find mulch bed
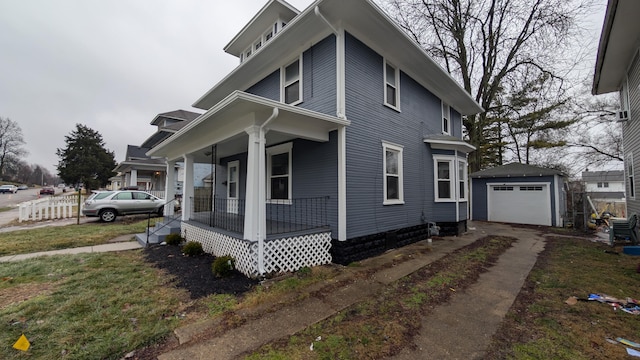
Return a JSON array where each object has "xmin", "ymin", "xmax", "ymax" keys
[{"xmin": 143, "ymin": 244, "xmax": 258, "ymax": 299}]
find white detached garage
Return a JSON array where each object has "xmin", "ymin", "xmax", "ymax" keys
[{"xmin": 470, "ymin": 163, "xmax": 567, "ymax": 227}]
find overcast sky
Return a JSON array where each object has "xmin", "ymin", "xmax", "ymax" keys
[
  {"xmin": 0, "ymin": 0, "xmax": 606, "ymax": 175},
  {"xmin": 0, "ymin": 0, "xmax": 314, "ymax": 174}
]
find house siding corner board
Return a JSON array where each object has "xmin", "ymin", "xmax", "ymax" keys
[
  {"xmin": 624, "ymin": 50, "xmax": 640, "ymax": 215},
  {"xmin": 182, "ymin": 222, "xmax": 332, "ymax": 278},
  {"xmin": 344, "ymin": 32, "xmax": 453, "ymax": 239},
  {"xmin": 245, "ymin": 35, "xmax": 337, "ymax": 116}
]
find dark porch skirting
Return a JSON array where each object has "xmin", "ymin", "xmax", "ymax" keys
[{"xmin": 331, "ymin": 222, "xmax": 444, "ymax": 265}]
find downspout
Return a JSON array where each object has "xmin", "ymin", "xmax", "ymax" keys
[{"xmin": 257, "ymin": 107, "xmax": 279, "ymax": 276}]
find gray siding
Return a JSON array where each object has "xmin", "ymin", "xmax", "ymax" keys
[
  {"xmin": 299, "ymin": 35, "xmax": 337, "ymax": 116},
  {"xmin": 245, "ymin": 35, "xmax": 337, "ymax": 117},
  {"xmin": 624, "ymin": 50, "xmax": 640, "ymax": 216},
  {"xmin": 291, "ymin": 133, "xmax": 339, "ymax": 235},
  {"xmin": 246, "ymin": 70, "xmax": 280, "ymax": 101},
  {"xmin": 344, "ymin": 32, "xmax": 462, "ymax": 239}
]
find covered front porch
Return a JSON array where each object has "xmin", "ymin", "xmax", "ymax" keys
[{"xmin": 148, "ymin": 91, "xmax": 349, "ymax": 277}]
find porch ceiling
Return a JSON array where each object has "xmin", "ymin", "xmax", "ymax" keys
[{"xmin": 148, "ymin": 91, "xmax": 350, "ymax": 163}]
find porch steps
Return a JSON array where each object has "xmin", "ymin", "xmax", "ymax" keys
[{"xmin": 135, "ymin": 220, "xmax": 181, "ymax": 247}]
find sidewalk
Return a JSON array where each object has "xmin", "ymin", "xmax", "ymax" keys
[
  {"xmin": 157, "ymin": 222, "xmax": 545, "ymax": 360},
  {"xmin": 0, "ymin": 240, "xmax": 142, "ymax": 262}
]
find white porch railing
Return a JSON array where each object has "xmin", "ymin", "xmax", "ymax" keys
[
  {"xmin": 18, "ymin": 195, "xmax": 86, "ymax": 222},
  {"xmin": 147, "ymin": 190, "xmax": 165, "ymax": 199}
]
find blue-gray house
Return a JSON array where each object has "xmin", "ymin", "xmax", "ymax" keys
[{"xmin": 148, "ymin": 0, "xmax": 483, "ymax": 277}]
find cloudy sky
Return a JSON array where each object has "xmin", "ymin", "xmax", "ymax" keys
[
  {"xmin": 0, "ymin": 0, "xmax": 313, "ymax": 174},
  {"xmin": 0, "ymin": 0, "xmax": 606, "ymax": 175}
]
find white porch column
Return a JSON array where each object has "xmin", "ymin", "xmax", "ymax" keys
[
  {"xmin": 182, "ymin": 155, "xmax": 195, "ymax": 222},
  {"xmin": 130, "ymin": 169, "xmax": 138, "ymax": 187},
  {"xmin": 123, "ymin": 173, "xmax": 130, "ymax": 189},
  {"xmin": 164, "ymin": 160, "xmax": 176, "ymax": 216},
  {"xmin": 244, "ymin": 125, "xmax": 267, "ymax": 274},
  {"xmin": 338, "ymin": 125, "xmax": 347, "ymax": 240}
]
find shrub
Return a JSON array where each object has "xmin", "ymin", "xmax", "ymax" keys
[
  {"xmin": 212, "ymin": 255, "xmax": 235, "ymax": 277},
  {"xmin": 182, "ymin": 241, "xmax": 204, "ymax": 256},
  {"xmin": 165, "ymin": 233, "xmax": 183, "ymax": 246}
]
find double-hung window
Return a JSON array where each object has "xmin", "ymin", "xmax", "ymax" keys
[
  {"xmin": 458, "ymin": 159, "xmax": 468, "ymax": 201},
  {"xmin": 282, "ymin": 56, "xmax": 302, "ymax": 105},
  {"xmin": 442, "ymin": 102, "xmax": 451, "ymax": 135},
  {"xmin": 628, "ymin": 152, "xmax": 636, "ymax": 198},
  {"xmin": 384, "ymin": 60, "xmax": 400, "ymax": 110},
  {"xmin": 267, "ymin": 143, "xmax": 293, "ymax": 202},
  {"xmin": 383, "ymin": 142, "xmax": 404, "ymax": 204},
  {"xmin": 434, "ymin": 157, "xmax": 454, "ymax": 201},
  {"xmin": 434, "ymin": 155, "xmax": 468, "ymax": 202}
]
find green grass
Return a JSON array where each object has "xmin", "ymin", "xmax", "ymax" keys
[
  {"xmin": 0, "ymin": 220, "xmax": 153, "ymax": 255},
  {"xmin": 486, "ymin": 237, "xmax": 640, "ymax": 360},
  {"xmin": 0, "ymin": 251, "xmax": 188, "ymax": 360}
]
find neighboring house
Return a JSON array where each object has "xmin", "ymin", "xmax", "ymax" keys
[
  {"xmin": 113, "ymin": 110, "xmax": 202, "ymax": 193},
  {"xmin": 470, "ymin": 163, "xmax": 567, "ymax": 227},
  {"xmin": 148, "ymin": 0, "xmax": 483, "ymax": 277},
  {"xmin": 582, "ymin": 170, "xmax": 626, "ymax": 217},
  {"xmin": 592, "ymin": 0, "xmax": 640, "ymax": 217}
]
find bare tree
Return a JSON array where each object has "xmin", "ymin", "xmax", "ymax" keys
[
  {"xmin": 0, "ymin": 116, "xmax": 27, "ymax": 180},
  {"xmin": 384, "ymin": 0, "xmax": 594, "ymax": 171},
  {"xmin": 563, "ymin": 93, "xmax": 623, "ymax": 172}
]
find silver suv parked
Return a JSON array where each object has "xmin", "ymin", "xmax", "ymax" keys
[{"xmin": 82, "ymin": 190, "xmax": 165, "ymax": 222}]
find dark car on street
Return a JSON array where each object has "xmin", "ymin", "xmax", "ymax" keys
[{"xmin": 40, "ymin": 187, "xmax": 55, "ymax": 195}]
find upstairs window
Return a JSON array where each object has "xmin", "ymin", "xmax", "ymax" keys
[
  {"xmin": 384, "ymin": 60, "xmax": 400, "ymax": 110},
  {"xmin": 254, "ymin": 40, "xmax": 262, "ymax": 51},
  {"xmin": 442, "ymin": 102, "xmax": 451, "ymax": 135},
  {"xmin": 282, "ymin": 56, "xmax": 302, "ymax": 105},
  {"xmin": 383, "ymin": 142, "xmax": 404, "ymax": 204}
]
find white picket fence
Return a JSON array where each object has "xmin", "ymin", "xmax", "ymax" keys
[{"xmin": 18, "ymin": 195, "xmax": 86, "ymax": 222}]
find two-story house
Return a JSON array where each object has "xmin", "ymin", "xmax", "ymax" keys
[
  {"xmin": 593, "ymin": 0, "xmax": 640, "ymax": 218},
  {"xmin": 112, "ymin": 110, "xmax": 201, "ymax": 193},
  {"xmin": 148, "ymin": 0, "xmax": 483, "ymax": 277}
]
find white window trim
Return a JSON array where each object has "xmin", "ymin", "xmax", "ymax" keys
[
  {"xmin": 434, "ymin": 155, "xmax": 455, "ymax": 202},
  {"xmin": 442, "ymin": 101, "xmax": 451, "ymax": 135},
  {"xmin": 281, "ymin": 55, "xmax": 303, "ymax": 106},
  {"xmin": 458, "ymin": 158, "xmax": 468, "ymax": 201},
  {"xmin": 628, "ymin": 152, "xmax": 636, "ymax": 199},
  {"xmin": 266, "ymin": 142, "xmax": 293, "ymax": 204},
  {"xmin": 383, "ymin": 141, "xmax": 404, "ymax": 205},
  {"xmin": 383, "ymin": 59, "xmax": 400, "ymax": 111}
]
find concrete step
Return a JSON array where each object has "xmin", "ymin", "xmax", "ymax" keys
[{"xmin": 136, "ymin": 221, "xmax": 181, "ymax": 247}]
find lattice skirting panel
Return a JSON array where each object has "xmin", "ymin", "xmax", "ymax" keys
[
  {"xmin": 182, "ymin": 223, "xmax": 257, "ymax": 277},
  {"xmin": 262, "ymin": 232, "xmax": 332, "ymax": 275},
  {"xmin": 181, "ymin": 222, "xmax": 332, "ymax": 278}
]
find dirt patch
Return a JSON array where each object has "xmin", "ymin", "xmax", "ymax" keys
[
  {"xmin": 142, "ymin": 244, "xmax": 258, "ymax": 299},
  {"xmin": 0, "ymin": 282, "xmax": 57, "ymax": 308}
]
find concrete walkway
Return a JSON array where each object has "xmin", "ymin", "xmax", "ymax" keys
[
  {"xmin": 157, "ymin": 222, "xmax": 546, "ymax": 360},
  {"xmin": 0, "ymin": 240, "xmax": 143, "ymax": 262}
]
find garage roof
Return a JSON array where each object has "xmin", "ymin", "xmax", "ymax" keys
[{"xmin": 470, "ymin": 163, "xmax": 564, "ymax": 178}]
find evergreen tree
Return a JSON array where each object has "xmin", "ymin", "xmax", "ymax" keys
[{"xmin": 56, "ymin": 124, "xmax": 116, "ymax": 192}]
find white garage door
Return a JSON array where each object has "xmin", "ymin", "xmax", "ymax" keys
[{"xmin": 488, "ymin": 183, "xmax": 551, "ymax": 226}]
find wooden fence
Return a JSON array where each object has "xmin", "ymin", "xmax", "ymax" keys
[{"xmin": 18, "ymin": 194, "xmax": 86, "ymax": 222}]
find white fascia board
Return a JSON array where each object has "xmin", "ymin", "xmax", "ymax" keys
[{"xmin": 424, "ymin": 138, "xmax": 476, "ymax": 153}]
